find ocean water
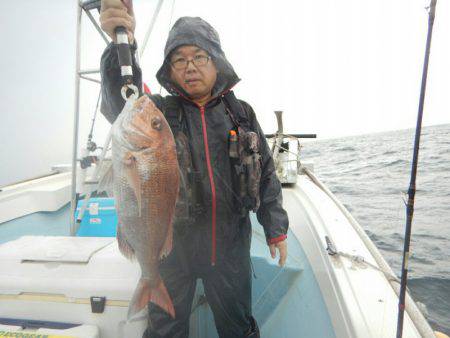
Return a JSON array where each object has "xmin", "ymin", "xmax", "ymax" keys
[{"xmin": 301, "ymin": 123, "xmax": 450, "ymax": 334}]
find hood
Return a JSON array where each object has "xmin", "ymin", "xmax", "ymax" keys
[{"xmin": 156, "ymin": 16, "xmax": 240, "ymax": 99}]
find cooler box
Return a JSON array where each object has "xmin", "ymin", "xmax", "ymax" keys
[
  {"xmin": 0, "ymin": 236, "xmax": 146, "ymax": 338},
  {"xmin": 0, "ymin": 323, "xmax": 99, "ymax": 337},
  {"xmin": 75, "ymin": 198, "xmax": 118, "ymax": 237}
]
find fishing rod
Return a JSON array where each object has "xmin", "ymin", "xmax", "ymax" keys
[{"xmin": 396, "ymin": 0, "xmax": 437, "ymax": 337}]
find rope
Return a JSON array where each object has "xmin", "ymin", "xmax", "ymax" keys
[{"xmin": 332, "ymin": 250, "xmax": 399, "ymax": 283}]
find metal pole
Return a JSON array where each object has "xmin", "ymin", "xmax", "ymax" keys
[
  {"xmin": 70, "ymin": 1, "xmax": 83, "ymax": 236},
  {"xmin": 265, "ymin": 133, "xmax": 317, "ymax": 138},
  {"xmin": 79, "ymin": 75, "xmax": 101, "ymax": 84},
  {"xmin": 139, "ymin": 0, "xmax": 164, "ymax": 59},
  {"xmin": 84, "ymin": 7, "xmax": 110, "ymax": 45},
  {"xmin": 79, "ymin": 68, "xmax": 100, "ymax": 75},
  {"xmin": 396, "ymin": 1, "xmax": 437, "ymax": 336}
]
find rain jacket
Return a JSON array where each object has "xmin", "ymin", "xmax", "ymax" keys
[{"xmin": 100, "ymin": 17, "xmax": 288, "ymax": 267}]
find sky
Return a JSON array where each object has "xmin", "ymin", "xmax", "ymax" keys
[{"xmin": 0, "ymin": 0, "xmax": 449, "ymax": 186}]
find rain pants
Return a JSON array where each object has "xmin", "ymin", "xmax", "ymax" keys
[{"xmin": 100, "ymin": 16, "xmax": 289, "ymax": 338}]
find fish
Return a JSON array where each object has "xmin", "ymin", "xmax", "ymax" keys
[{"xmin": 103, "ymin": 95, "xmax": 179, "ymax": 319}]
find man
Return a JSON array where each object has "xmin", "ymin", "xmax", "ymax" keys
[{"xmin": 100, "ymin": 1, "xmax": 289, "ymax": 337}]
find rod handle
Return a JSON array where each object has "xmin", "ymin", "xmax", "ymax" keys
[{"xmin": 115, "ymin": 26, "xmax": 133, "ymax": 85}]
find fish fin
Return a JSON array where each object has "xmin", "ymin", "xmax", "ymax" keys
[
  {"xmin": 117, "ymin": 224, "xmax": 135, "ymax": 260},
  {"xmin": 124, "ymin": 153, "xmax": 142, "ymax": 217},
  {"xmin": 159, "ymin": 221, "xmax": 173, "ymax": 260},
  {"xmin": 97, "ymin": 161, "xmax": 114, "ymax": 196},
  {"xmin": 127, "ymin": 278, "xmax": 175, "ymax": 320}
]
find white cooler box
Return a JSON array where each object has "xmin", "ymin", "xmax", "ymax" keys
[
  {"xmin": 0, "ymin": 236, "xmax": 147, "ymax": 338},
  {"xmin": 0, "ymin": 323, "xmax": 99, "ymax": 337}
]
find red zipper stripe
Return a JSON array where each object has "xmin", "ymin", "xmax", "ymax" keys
[
  {"xmin": 199, "ymin": 106, "xmax": 217, "ymax": 265},
  {"xmin": 168, "ymin": 85, "xmax": 238, "ymax": 266}
]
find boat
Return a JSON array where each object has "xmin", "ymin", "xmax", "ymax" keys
[
  {"xmin": 0, "ymin": 144, "xmax": 439, "ymax": 337},
  {"xmin": 0, "ymin": 1, "xmax": 445, "ymax": 337}
]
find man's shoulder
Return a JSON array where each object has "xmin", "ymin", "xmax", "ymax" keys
[
  {"xmin": 235, "ymin": 98, "xmax": 257, "ymax": 123},
  {"xmin": 236, "ymin": 98, "xmax": 252, "ymax": 110}
]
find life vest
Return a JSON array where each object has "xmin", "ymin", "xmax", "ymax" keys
[
  {"xmin": 222, "ymin": 91, "xmax": 262, "ymax": 214},
  {"xmin": 160, "ymin": 90, "xmax": 262, "ymax": 223}
]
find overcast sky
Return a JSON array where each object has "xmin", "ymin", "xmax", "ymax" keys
[
  {"xmin": 134, "ymin": 0, "xmax": 450, "ymax": 137},
  {"xmin": 1, "ymin": 0, "xmax": 449, "ymax": 186}
]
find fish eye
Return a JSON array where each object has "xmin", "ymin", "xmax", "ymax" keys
[
  {"xmin": 123, "ymin": 153, "xmax": 136, "ymax": 166},
  {"xmin": 151, "ymin": 116, "xmax": 162, "ymax": 130}
]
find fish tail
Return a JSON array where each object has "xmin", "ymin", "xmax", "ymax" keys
[
  {"xmin": 150, "ymin": 278, "xmax": 175, "ymax": 318},
  {"xmin": 127, "ymin": 277, "xmax": 175, "ymax": 320}
]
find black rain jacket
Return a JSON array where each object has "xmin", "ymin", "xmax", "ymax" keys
[{"xmin": 100, "ymin": 16, "xmax": 289, "ymax": 266}]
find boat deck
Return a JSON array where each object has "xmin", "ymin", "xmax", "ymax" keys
[{"xmin": 0, "ymin": 173, "xmax": 434, "ymax": 337}]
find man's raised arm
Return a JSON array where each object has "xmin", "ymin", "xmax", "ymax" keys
[{"xmin": 99, "ymin": 0, "xmax": 142, "ymax": 123}]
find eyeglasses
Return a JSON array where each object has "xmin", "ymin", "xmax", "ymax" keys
[{"xmin": 170, "ymin": 55, "xmax": 211, "ymax": 70}]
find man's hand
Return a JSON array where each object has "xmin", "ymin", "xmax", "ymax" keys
[
  {"xmin": 269, "ymin": 240, "xmax": 287, "ymax": 267},
  {"xmin": 100, "ymin": 0, "xmax": 135, "ymax": 44}
]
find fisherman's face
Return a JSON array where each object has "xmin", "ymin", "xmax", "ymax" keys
[{"xmin": 169, "ymin": 45, "xmax": 217, "ymax": 102}]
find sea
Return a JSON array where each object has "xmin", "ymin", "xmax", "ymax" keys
[{"xmin": 301, "ymin": 123, "xmax": 450, "ymax": 334}]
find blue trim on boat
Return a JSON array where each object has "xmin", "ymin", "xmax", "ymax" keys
[{"xmin": 0, "ymin": 204, "xmax": 71, "ymax": 245}]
